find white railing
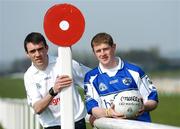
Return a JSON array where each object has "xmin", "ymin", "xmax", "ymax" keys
[
  {"xmin": 0, "ymin": 98, "xmax": 41, "ymax": 129},
  {"xmin": 1, "ymin": 98, "xmax": 180, "ymax": 129},
  {"xmin": 93, "ymin": 118, "xmax": 180, "ymax": 129}
]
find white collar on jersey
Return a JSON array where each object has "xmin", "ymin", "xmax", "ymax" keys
[{"xmin": 98, "ymin": 57, "xmax": 124, "ymax": 76}]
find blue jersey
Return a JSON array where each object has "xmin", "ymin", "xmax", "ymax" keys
[{"xmin": 84, "ymin": 57, "xmax": 158, "ymax": 122}]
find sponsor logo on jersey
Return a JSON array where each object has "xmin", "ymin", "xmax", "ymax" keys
[
  {"xmin": 122, "ymin": 77, "xmax": 132, "ymax": 86},
  {"xmin": 36, "ymin": 83, "xmax": 41, "ymax": 89},
  {"xmin": 99, "ymin": 83, "xmax": 108, "ymax": 91},
  {"xmin": 102, "ymin": 95, "xmax": 116, "ymax": 108},
  {"xmin": 50, "ymin": 98, "xmax": 60, "ymax": 105},
  {"xmin": 109, "ymin": 79, "xmax": 119, "ymax": 84}
]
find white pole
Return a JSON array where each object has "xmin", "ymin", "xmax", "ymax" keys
[
  {"xmin": 12, "ymin": 103, "xmax": 16, "ymax": 129},
  {"xmin": 20, "ymin": 103, "xmax": 24, "ymax": 129},
  {"xmin": 58, "ymin": 47, "xmax": 74, "ymax": 129},
  {"xmin": 35, "ymin": 115, "xmax": 40, "ymax": 129},
  {"xmin": 24, "ymin": 104, "xmax": 29, "ymax": 129},
  {"xmin": 29, "ymin": 107, "xmax": 34, "ymax": 129},
  {"xmin": 15, "ymin": 104, "xmax": 20, "ymax": 129}
]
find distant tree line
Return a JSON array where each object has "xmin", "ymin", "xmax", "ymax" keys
[
  {"xmin": 0, "ymin": 49, "xmax": 180, "ymax": 76},
  {"xmin": 73, "ymin": 48, "xmax": 180, "ymax": 72}
]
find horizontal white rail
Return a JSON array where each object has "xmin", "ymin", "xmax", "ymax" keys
[
  {"xmin": 93, "ymin": 118, "xmax": 180, "ymax": 129},
  {"xmin": 1, "ymin": 98, "xmax": 180, "ymax": 129}
]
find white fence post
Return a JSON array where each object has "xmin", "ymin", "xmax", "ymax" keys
[{"xmin": 0, "ymin": 98, "xmax": 41, "ymax": 129}]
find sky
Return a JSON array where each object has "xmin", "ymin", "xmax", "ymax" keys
[{"xmin": 0, "ymin": 0, "xmax": 180, "ymax": 67}]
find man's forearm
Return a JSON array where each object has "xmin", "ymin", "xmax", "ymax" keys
[
  {"xmin": 33, "ymin": 94, "xmax": 54, "ymax": 114},
  {"xmin": 144, "ymin": 100, "xmax": 158, "ymax": 112},
  {"xmin": 92, "ymin": 107, "xmax": 107, "ymax": 118}
]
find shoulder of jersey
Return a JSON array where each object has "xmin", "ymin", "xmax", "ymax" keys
[
  {"xmin": 124, "ymin": 61, "xmax": 145, "ymax": 76},
  {"xmin": 24, "ymin": 65, "xmax": 34, "ymax": 79},
  {"xmin": 85, "ymin": 67, "xmax": 99, "ymax": 78}
]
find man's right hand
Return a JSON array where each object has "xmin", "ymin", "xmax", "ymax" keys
[{"xmin": 53, "ymin": 75, "xmax": 73, "ymax": 93}]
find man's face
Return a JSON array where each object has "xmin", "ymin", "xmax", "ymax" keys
[
  {"xmin": 93, "ymin": 43, "xmax": 116, "ymax": 68},
  {"xmin": 26, "ymin": 42, "xmax": 48, "ymax": 70}
]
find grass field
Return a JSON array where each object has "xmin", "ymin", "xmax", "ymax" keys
[
  {"xmin": 0, "ymin": 77, "xmax": 180, "ymax": 129},
  {"xmin": 151, "ymin": 93, "xmax": 180, "ymax": 126}
]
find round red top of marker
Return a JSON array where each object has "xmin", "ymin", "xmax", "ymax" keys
[{"xmin": 44, "ymin": 3, "xmax": 85, "ymax": 47}]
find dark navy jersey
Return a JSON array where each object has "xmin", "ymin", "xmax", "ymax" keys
[{"xmin": 84, "ymin": 57, "xmax": 158, "ymax": 122}]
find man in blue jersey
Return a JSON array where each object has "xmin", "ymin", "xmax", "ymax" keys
[{"xmin": 84, "ymin": 32, "xmax": 158, "ymax": 124}]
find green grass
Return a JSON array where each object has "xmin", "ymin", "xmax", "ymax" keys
[
  {"xmin": 0, "ymin": 77, "xmax": 26, "ymax": 98},
  {"xmin": 151, "ymin": 93, "xmax": 180, "ymax": 126},
  {"xmin": 0, "ymin": 124, "xmax": 3, "ymax": 129},
  {"xmin": 0, "ymin": 77, "xmax": 180, "ymax": 128}
]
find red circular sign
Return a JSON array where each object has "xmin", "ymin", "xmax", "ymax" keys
[{"xmin": 44, "ymin": 3, "xmax": 85, "ymax": 46}]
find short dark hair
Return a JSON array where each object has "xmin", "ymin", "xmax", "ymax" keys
[
  {"xmin": 91, "ymin": 32, "xmax": 114, "ymax": 49},
  {"xmin": 24, "ymin": 32, "xmax": 47, "ymax": 52}
]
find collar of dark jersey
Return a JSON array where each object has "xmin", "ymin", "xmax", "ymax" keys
[{"xmin": 98, "ymin": 57, "xmax": 124, "ymax": 74}]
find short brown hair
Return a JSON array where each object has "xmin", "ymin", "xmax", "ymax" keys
[
  {"xmin": 91, "ymin": 32, "xmax": 114, "ymax": 49},
  {"xmin": 24, "ymin": 32, "xmax": 47, "ymax": 53}
]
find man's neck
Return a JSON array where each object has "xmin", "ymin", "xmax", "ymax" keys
[
  {"xmin": 101, "ymin": 57, "xmax": 119, "ymax": 69},
  {"xmin": 35, "ymin": 55, "xmax": 49, "ymax": 71}
]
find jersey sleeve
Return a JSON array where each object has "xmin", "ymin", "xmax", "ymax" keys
[
  {"xmin": 125, "ymin": 62, "xmax": 158, "ymax": 103},
  {"xmin": 139, "ymin": 75, "xmax": 158, "ymax": 103},
  {"xmin": 72, "ymin": 60, "xmax": 91, "ymax": 89},
  {"xmin": 24, "ymin": 73, "xmax": 42, "ymax": 107},
  {"xmin": 132, "ymin": 67, "xmax": 158, "ymax": 103},
  {"xmin": 84, "ymin": 72, "xmax": 101, "ymax": 114}
]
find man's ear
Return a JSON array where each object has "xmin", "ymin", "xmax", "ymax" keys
[
  {"xmin": 113, "ymin": 43, "xmax": 116, "ymax": 47},
  {"xmin": 92, "ymin": 49, "xmax": 96, "ymax": 56},
  {"xmin": 112, "ymin": 43, "xmax": 116, "ymax": 50},
  {"xmin": 45, "ymin": 45, "xmax": 49, "ymax": 51}
]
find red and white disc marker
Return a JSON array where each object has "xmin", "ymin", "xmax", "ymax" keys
[{"xmin": 44, "ymin": 3, "xmax": 85, "ymax": 46}]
